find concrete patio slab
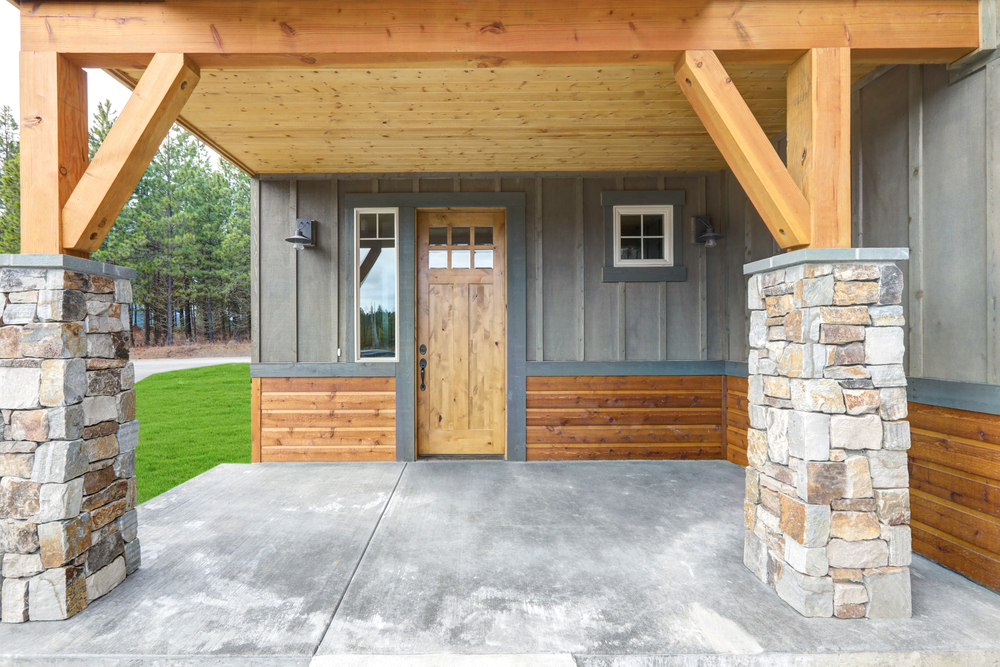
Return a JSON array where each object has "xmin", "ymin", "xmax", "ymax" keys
[
  {"xmin": 0, "ymin": 462, "xmax": 404, "ymax": 666},
  {"xmin": 318, "ymin": 461, "xmax": 1000, "ymax": 664},
  {"xmin": 1, "ymin": 460, "xmax": 998, "ymax": 666}
]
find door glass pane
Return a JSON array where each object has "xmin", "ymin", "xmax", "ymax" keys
[
  {"xmin": 620, "ymin": 214, "xmax": 642, "ymax": 237},
  {"xmin": 359, "ymin": 213, "xmax": 378, "ymax": 238},
  {"xmin": 474, "ymin": 249, "xmax": 493, "ymax": 269},
  {"xmin": 428, "ymin": 250, "xmax": 448, "ymax": 268},
  {"xmin": 451, "ymin": 249, "xmax": 471, "ymax": 269},
  {"xmin": 474, "ymin": 227, "xmax": 494, "ymax": 246},
  {"xmin": 643, "ymin": 214, "xmax": 664, "ymax": 236},
  {"xmin": 378, "ymin": 213, "xmax": 395, "ymax": 238},
  {"xmin": 429, "ymin": 227, "xmax": 448, "ymax": 246},
  {"xmin": 644, "ymin": 238, "xmax": 664, "ymax": 260},
  {"xmin": 620, "ymin": 237, "xmax": 641, "ymax": 260},
  {"xmin": 358, "ymin": 239, "xmax": 396, "ymax": 358},
  {"xmin": 452, "ymin": 227, "xmax": 471, "ymax": 246}
]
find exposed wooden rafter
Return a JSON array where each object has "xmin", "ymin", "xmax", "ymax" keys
[
  {"xmin": 61, "ymin": 54, "xmax": 200, "ymax": 254},
  {"xmin": 674, "ymin": 50, "xmax": 811, "ymax": 249}
]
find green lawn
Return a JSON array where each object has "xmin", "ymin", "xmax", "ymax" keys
[{"xmin": 134, "ymin": 363, "xmax": 251, "ymax": 503}]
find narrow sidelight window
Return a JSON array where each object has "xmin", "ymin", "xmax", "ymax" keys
[
  {"xmin": 613, "ymin": 205, "xmax": 674, "ymax": 267},
  {"xmin": 356, "ymin": 208, "xmax": 398, "ymax": 361}
]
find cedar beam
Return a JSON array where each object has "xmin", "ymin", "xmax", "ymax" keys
[
  {"xmin": 20, "ymin": 0, "xmax": 981, "ymax": 67},
  {"xmin": 674, "ymin": 50, "xmax": 811, "ymax": 249},
  {"xmin": 787, "ymin": 48, "xmax": 852, "ymax": 248},
  {"xmin": 62, "ymin": 54, "xmax": 200, "ymax": 253},
  {"xmin": 19, "ymin": 53, "xmax": 89, "ymax": 255}
]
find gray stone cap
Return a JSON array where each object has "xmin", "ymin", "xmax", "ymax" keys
[
  {"xmin": 744, "ymin": 247, "xmax": 909, "ymax": 275},
  {"xmin": 0, "ymin": 254, "xmax": 137, "ymax": 280}
]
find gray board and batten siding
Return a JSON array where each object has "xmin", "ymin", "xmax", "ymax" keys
[{"xmin": 251, "ymin": 173, "xmax": 727, "ymax": 368}]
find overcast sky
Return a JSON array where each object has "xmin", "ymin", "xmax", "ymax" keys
[{"xmin": 0, "ymin": 5, "xmax": 134, "ymax": 127}]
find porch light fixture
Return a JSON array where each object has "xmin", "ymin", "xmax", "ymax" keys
[
  {"xmin": 693, "ymin": 216, "xmax": 724, "ymax": 248},
  {"xmin": 285, "ymin": 218, "xmax": 316, "ymax": 250}
]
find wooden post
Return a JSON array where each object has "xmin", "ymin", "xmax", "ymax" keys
[
  {"xmin": 674, "ymin": 50, "xmax": 811, "ymax": 249},
  {"xmin": 19, "ymin": 52, "xmax": 89, "ymax": 255},
  {"xmin": 787, "ymin": 48, "xmax": 852, "ymax": 248},
  {"xmin": 62, "ymin": 53, "xmax": 200, "ymax": 253}
]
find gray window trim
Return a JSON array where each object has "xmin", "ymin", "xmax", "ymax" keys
[{"xmin": 601, "ymin": 190, "xmax": 688, "ymax": 282}]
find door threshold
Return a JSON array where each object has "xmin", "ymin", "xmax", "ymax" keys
[{"xmin": 417, "ymin": 454, "xmax": 505, "ymax": 461}]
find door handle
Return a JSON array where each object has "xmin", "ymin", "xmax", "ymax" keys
[{"xmin": 419, "ymin": 358, "xmax": 427, "ymax": 391}]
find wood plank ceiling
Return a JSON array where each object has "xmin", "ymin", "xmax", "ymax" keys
[{"xmin": 117, "ymin": 61, "xmax": 874, "ymax": 175}]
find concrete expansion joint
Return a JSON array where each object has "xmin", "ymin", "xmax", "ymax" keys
[{"xmin": 311, "ymin": 463, "xmax": 408, "ymax": 659}]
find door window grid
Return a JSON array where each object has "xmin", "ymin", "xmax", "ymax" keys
[{"xmin": 427, "ymin": 225, "xmax": 495, "ymax": 269}]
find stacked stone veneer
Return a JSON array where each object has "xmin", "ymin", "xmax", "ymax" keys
[
  {"xmin": 743, "ymin": 254, "xmax": 912, "ymax": 619},
  {"xmin": 0, "ymin": 260, "xmax": 139, "ymax": 622}
]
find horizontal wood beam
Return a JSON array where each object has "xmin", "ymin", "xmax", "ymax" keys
[
  {"xmin": 675, "ymin": 50, "xmax": 810, "ymax": 248},
  {"xmin": 62, "ymin": 54, "xmax": 200, "ymax": 253},
  {"xmin": 19, "ymin": 52, "xmax": 89, "ymax": 255},
  {"xmin": 21, "ymin": 1, "xmax": 980, "ymax": 67},
  {"xmin": 787, "ymin": 48, "xmax": 852, "ymax": 248}
]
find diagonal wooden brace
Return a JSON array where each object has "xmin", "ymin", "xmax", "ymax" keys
[
  {"xmin": 674, "ymin": 50, "xmax": 811, "ymax": 249},
  {"xmin": 62, "ymin": 53, "xmax": 200, "ymax": 253}
]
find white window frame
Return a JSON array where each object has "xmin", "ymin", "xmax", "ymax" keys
[
  {"xmin": 355, "ymin": 207, "xmax": 400, "ymax": 363},
  {"xmin": 612, "ymin": 205, "xmax": 674, "ymax": 267}
]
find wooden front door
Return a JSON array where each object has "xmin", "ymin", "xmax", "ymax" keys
[{"xmin": 416, "ymin": 210, "xmax": 506, "ymax": 456}]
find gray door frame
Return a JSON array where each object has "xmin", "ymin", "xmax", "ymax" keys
[{"xmin": 345, "ymin": 192, "xmax": 527, "ymax": 461}]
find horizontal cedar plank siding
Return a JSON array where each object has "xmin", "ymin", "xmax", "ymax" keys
[
  {"xmin": 526, "ymin": 375, "xmax": 723, "ymax": 461},
  {"xmin": 908, "ymin": 402, "xmax": 1000, "ymax": 593},
  {"xmin": 259, "ymin": 377, "xmax": 396, "ymax": 461},
  {"xmin": 726, "ymin": 375, "xmax": 749, "ymax": 467}
]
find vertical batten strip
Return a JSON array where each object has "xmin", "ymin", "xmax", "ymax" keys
[
  {"xmin": 908, "ymin": 66, "xmax": 925, "ymax": 378},
  {"xmin": 289, "ymin": 180, "xmax": 299, "ymax": 361},
  {"xmin": 657, "ymin": 176, "xmax": 668, "ymax": 361},
  {"xmin": 616, "ymin": 176, "xmax": 626, "ymax": 361},
  {"xmin": 534, "ymin": 176, "xmax": 544, "ymax": 361},
  {"xmin": 851, "ymin": 87, "xmax": 865, "ymax": 247},
  {"xmin": 698, "ymin": 175, "xmax": 708, "ymax": 360},
  {"xmin": 575, "ymin": 177, "xmax": 585, "ymax": 361},
  {"xmin": 987, "ymin": 60, "xmax": 1000, "ymax": 385},
  {"xmin": 250, "ymin": 176, "xmax": 260, "ymax": 362},
  {"xmin": 330, "ymin": 179, "xmax": 340, "ymax": 361}
]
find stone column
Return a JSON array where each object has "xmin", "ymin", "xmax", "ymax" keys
[
  {"xmin": 0, "ymin": 256, "xmax": 139, "ymax": 622},
  {"xmin": 742, "ymin": 249, "xmax": 911, "ymax": 620}
]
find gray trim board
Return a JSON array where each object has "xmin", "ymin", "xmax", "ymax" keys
[
  {"xmin": 395, "ymin": 208, "xmax": 416, "ymax": 462},
  {"xmin": 908, "ymin": 377, "xmax": 1000, "ymax": 416},
  {"xmin": 744, "ymin": 247, "xmax": 910, "ymax": 275},
  {"xmin": 0, "ymin": 254, "xmax": 137, "ymax": 280},
  {"xmin": 600, "ymin": 191, "xmax": 687, "ymax": 283},
  {"xmin": 344, "ymin": 192, "xmax": 528, "ymax": 462},
  {"xmin": 724, "ymin": 361, "xmax": 750, "ymax": 378},
  {"xmin": 251, "ymin": 363, "xmax": 395, "ymax": 377},
  {"xmin": 527, "ymin": 361, "xmax": 725, "ymax": 376}
]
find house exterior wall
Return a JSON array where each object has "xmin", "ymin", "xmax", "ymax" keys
[{"xmin": 253, "ymin": 172, "xmax": 729, "ymax": 366}]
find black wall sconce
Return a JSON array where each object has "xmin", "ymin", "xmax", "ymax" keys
[
  {"xmin": 285, "ymin": 218, "xmax": 316, "ymax": 251},
  {"xmin": 693, "ymin": 215, "xmax": 724, "ymax": 248}
]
